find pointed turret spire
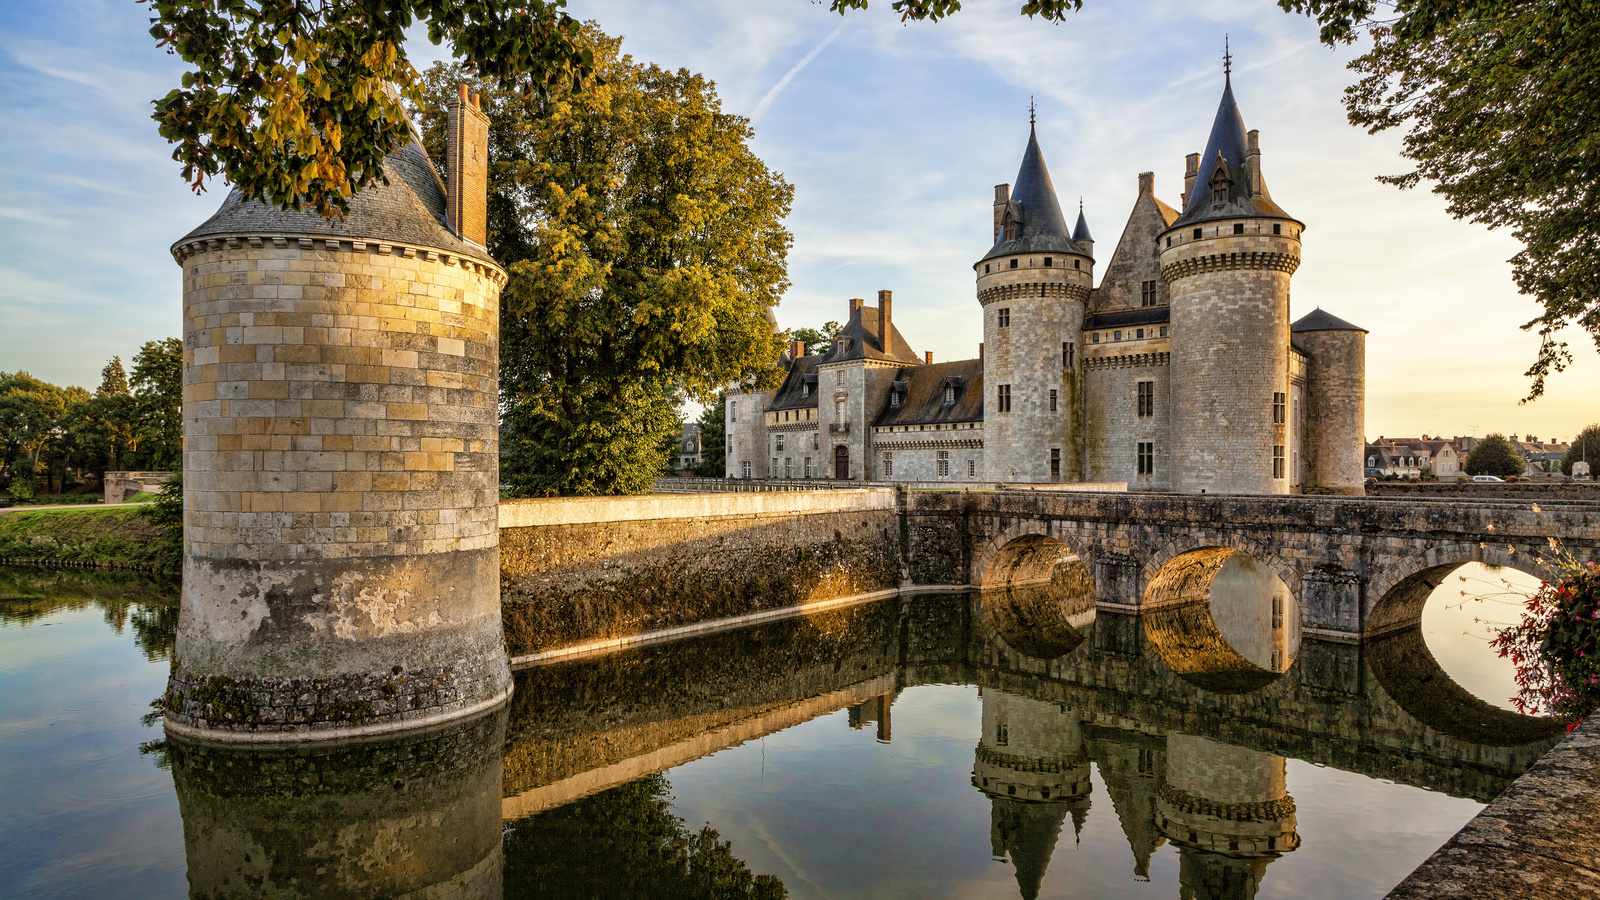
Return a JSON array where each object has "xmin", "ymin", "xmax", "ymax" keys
[
  {"xmin": 979, "ymin": 112, "xmax": 1085, "ymax": 263},
  {"xmin": 1169, "ymin": 63, "xmax": 1297, "ymax": 229},
  {"xmin": 1072, "ymin": 197, "xmax": 1093, "ymax": 243}
]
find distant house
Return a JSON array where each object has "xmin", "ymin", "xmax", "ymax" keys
[
  {"xmin": 677, "ymin": 423, "xmax": 702, "ymax": 472},
  {"xmin": 1509, "ymin": 434, "xmax": 1570, "ymax": 475},
  {"xmin": 1364, "ymin": 436, "xmax": 1462, "ymax": 479}
]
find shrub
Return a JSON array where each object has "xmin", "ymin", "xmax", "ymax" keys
[{"xmin": 1493, "ymin": 558, "xmax": 1600, "ymax": 729}]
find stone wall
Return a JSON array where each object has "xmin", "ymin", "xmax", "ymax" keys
[
  {"xmin": 1368, "ymin": 481, "xmax": 1600, "ymax": 501},
  {"xmin": 498, "ymin": 489, "xmax": 902, "ymax": 659},
  {"xmin": 1083, "ymin": 356, "xmax": 1171, "ymax": 489}
]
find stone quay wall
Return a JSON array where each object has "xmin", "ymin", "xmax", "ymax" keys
[
  {"xmin": 1368, "ymin": 481, "xmax": 1600, "ymax": 501},
  {"xmin": 498, "ymin": 489, "xmax": 902, "ymax": 660}
]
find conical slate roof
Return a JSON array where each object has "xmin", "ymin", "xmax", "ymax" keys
[
  {"xmin": 980, "ymin": 126, "xmax": 1086, "ymax": 263},
  {"xmin": 1291, "ymin": 307, "xmax": 1367, "ymax": 333},
  {"xmin": 173, "ymin": 138, "xmax": 496, "ymax": 265},
  {"xmin": 1072, "ymin": 203, "xmax": 1093, "ymax": 243},
  {"xmin": 1171, "ymin": 76, "xmax": 1294, "ymax": 229}
]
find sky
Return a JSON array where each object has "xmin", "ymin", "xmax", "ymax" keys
[{"xmin": 1, "ymin": 0, "xmax": 1594, "ymax": 442}]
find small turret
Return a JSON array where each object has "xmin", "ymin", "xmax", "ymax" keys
[
  {"xmin": 1072, "ymin": 199, "xmax": 1093, "ymax": 257},
  {"xmin": 1292, "ymin": 309, "xmax": 1368, "ymax": 494}
]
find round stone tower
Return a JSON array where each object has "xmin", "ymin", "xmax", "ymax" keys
[
  {"xmin": 164, "ymin": 89, "xmax": 512, "ymax": 741},
  {"xmin": 976, "ymin": 122, "xmax": 1094, "ymax": 483},
  {"xmin": 1160, "ymin": 74, "xmax": 1303, "ymax": 495},
  {"xmin": 1291, "ymin": 309, "xmax": 1367, "ymax": 494}
]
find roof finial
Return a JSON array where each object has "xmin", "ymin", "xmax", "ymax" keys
[
  {"xmin": 1029, "ymin": 95, "xmax": 1036, "ymax": 127},
  {"xmin": 1078, "ymin": 196, "xmax": 1083, "ymax": 212},
  {"xmin": 1223, "ymin": 34, "xmax": 1232, "ymax": 78}
]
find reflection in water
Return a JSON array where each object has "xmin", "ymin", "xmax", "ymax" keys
[
  {"xmin": 1421, "ymin": 562, "xmax": 1539, "ymax": 711},
  {"xmin": 982, "ymin": 557, "xmax": 1097, "ymax": 660},
  {"xmin": 1142, "ymin": 550, "xmax": 1297, "ymax": 693},
  {"xmin": 0, "ymin": 566, "xmax": 180, "ymax": 660},
  {"xmin": 168, "ymin": 708, "xmax": 506, "ymax": 900},
  {"xmin": 1158, "ymin": 735, "xmax": 1298, "ymax": 900}
]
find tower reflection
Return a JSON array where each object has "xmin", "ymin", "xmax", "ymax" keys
[
  {"xmin": 1157, "ymin": 734, "xmax": 1299, "ymax": 900},
  {"xmin": 168, "ymin": 707, "xmax": 506, "ymax": 900}
]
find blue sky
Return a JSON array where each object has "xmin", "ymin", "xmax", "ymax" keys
[{"xmin": 1, "ymin": 0, "xmax": 1593, "ymax": 441}]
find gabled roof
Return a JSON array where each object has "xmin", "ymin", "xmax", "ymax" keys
[
  {"xmin": 1291, "ymin": 308, "xmax": 1368, "ymax": 334},
  {"xmin": 874, "ymin": 358, "xmax": 984, "ymax": 427},
  {"xmin": 979, "ymin": 126, "xmax": 1089, "ymax": 264},
  {"xmin": 814, "ymin": 304, "xmax": 923, "ymax": 366},
  {"xmin": 175, "ymin": 138, "xmax": 497, "ymax": 265},
  {"xmin": 767, "ymin": 355, "xmax": 822, "ymax": 412},
  {"xmin": 1170, "ymin": 76, "xmax": 1296, "ymax": 230}
]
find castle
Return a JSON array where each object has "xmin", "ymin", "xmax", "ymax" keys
[{"xmin": 727, "ymin": 69, "xmax": 1367, "ymax": 495}]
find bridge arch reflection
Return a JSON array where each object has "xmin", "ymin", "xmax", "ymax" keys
[
  {"xmin": 1141, "ymin": 548, "xmax": 1299, "ymax": 694},
  {"xmin": 979, "ymin": 561, "xmax": 1097, "ymax": 661}
]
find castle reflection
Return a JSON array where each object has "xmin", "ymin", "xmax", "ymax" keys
[{"xmin": 166, "ymin": 589, "xmax": 1561, "ymax": 900}]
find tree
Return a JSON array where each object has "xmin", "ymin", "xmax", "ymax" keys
[
  {"xmin": 0, "ymin": 372, "xmax": 71, "ymax": 490},
  {"xmin": 1564, "ymin": 425, "xmax": 1600, "ymax": 476},
  {"xmin": 143, "ymin": 0, "xmax": 592, "ymax": 217},
  {"xmin": 1464, "ymin": 432, "xmax": 1525, "ymax": 478},
  {"xmin": 129, "ymin": 339, "xmax": 183, "ymax": 471},
  {"xmin": 98, "ymin": 357, "xmax": 129, "ymax": 397},
  {"xmin": 412, "ymin": 31, "xmax": 791, "ymax": 496},
  {"xmin": 694, "ymin": 395, "xmax": 728, "ymax": 477},
  {"xmin": 788, "ymin": 321, "xmax": 841, "ymax": 355}
]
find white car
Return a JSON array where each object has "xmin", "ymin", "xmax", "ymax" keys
[{"xmin": 1472, "ymin": 475, "xmax": 1504, "ymax": 483}]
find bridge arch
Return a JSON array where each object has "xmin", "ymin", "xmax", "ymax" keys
[
  {"xmin": 1365, "ymin": 542, "xmax": 1557, "ymax": 640},
  {"xmin": 970, "ymin": 520, "xmax": 1095, "ymax": 590},
  {"xmin": 1142, "ymin": 537, "xmax": 1301, "ymax": 607},
  {"xmin": 1140, "ymin": 547, "xmax": 1299, "ymax": 693}
]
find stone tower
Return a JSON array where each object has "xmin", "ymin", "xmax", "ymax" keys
[
  {"xmin": 1291, "ymin": 308, "xmax": 1367, "ymax": 494},
  {"xmin": 164, "ymin": 89, "xmax": 512, "ymax": 741},
  {"xmin": 1160, "ymin": 73, "xmax": 1303, "ymax": 494},
  {"xmin": 976, "ymin": 123, "xmax": 1094, "ymax": 483}
]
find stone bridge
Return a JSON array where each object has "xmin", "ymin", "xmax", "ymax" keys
[{"xmin": 902, "ymin": 491, "xmax": 1600, "ymax": 642}]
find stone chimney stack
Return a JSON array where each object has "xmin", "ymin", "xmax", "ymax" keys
[
  {"xmin": 850, "ymin": 297, "xmax": 864, "ymax": 318},
  {"xmin": 447, "ymin": 84, "xmax": 490, "ymax": 246},
  {"xmin": 925, "ymin": 351, "xmax": 933, "ymax": 365},
  {"xmin": 1246, "ymin": 130, "xmax": 1262, "ymax": 198},
  {"xmin": 877, "ymin": 290, "xmax": 893, "ymax": 350},
  {"xmin": 1138, "ymin": 171, "xmax": 1155, "ymax": 196},
  {"xmin": 1182, "ymin": 152, "xmax": 1200, "ymax": 208},
  {"xmin": 993, "ymin": 184, "xmax": 1010, "ymax": 241},
  {"xmin": 791, "ymin": 340, "xmax": 806, "ymax": 359}
]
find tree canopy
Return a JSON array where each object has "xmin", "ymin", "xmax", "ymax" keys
[
  {"xmin": 1563, "ymin": 425, "xmax": 1600, "ymax": 476},
  {"xmin": 412, "ymin": 29, "xmax": 791, "ymax": 496},
  {"xmin": 1463, "ymin": 432, "xmax": 1525, "ymax": 478},
  {"xmin": 789, "ymin": 321, "xmax": 842, "ymax": 355}
]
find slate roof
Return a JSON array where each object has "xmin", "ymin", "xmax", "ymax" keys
[
  {"xmin": 1291, "ymin": 308, "xmax": 1368, "ymax": 333},
  {"xmin": 174, "ymin": 139, "xmax": 496, "ymax": 264},
  {"xmin": 1072, "ymin": 205, "xmax": 1094, "ymax": 243},
  {"xmin": 1083, "ymin": 307, "xmax": 1170, "ymax": 331},
  {"xmin": 767, "ymin": 355, "xmax": 822, "ymax": 412},
  {"xmin": 813, "ymin": 304, "xmax": 924, "ymax": 366},
  {"xmin": 1170, "ymin": 76, "xmax": 1296, "ymax": 230},
  {"xmin": 874, "ymin": 358, "xmax": 984, "ymax": 427},
  {"xmin": 979, "ymin": 126, "xmax": 1089, "ymax": 264}
]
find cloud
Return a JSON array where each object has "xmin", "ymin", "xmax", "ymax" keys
[{"xmin": 750, "ymin": 19, "xmax": 849, "ymax": 124}]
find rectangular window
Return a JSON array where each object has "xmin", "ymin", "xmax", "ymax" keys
[
  {"xmin": 1273, "ymin": 445, "xmax": 1286, "ymax": 478},
  {"xmin": 882, "ymin": 452, "xmax": 892, "ymax": 478},
  {"xmin": 1159, "ymin": 326, "xmax": 1168, "ymax": 337},
  {"xmin": 968, "ymin": 459, "xmax": 976, "ymax": 477},
  {"xmin": 1049, "ymin": 389, "xmax": 1058, "ymax": 412},
  {"xmin": 1140, "ymin": 280, "xmax": 1158, "ymax": 307},
  {"xmin": 1050, "ymin": 448, "xmax": 1061, "ymax": 478},
  {"xmin": 1138, "ymin": 748, "xmax": 1156, "ymax": 777},
  {"xmin": 1137, "ymin": 442, "xmax": 1155, "ymax": 475},
  {"xmin": 937, "ymin": 450, "xmax": 950, "ymax": 477},
  {"xmin": 997, "ymin": 308, "xmax": 1011, "ymax": 328},
  {"xmin": 1092, "ymin": 333, "xmax": 1100, "ymax": 343},
  {"xmin": 813, "ymin": 433, "xmax": 819, "ymax": 450},
  {"xmin": 1272, "ymin": 392, "xmax": 1286, "ymax": 424},
  {"xmin": 776, "ymin": 434, "xmax": 784, "ymax": 451},
  {"xmin": 784, "ymin": 457, "xmax": 792, "ymax": 478},
  {"xmin": 771, "ymin": 457, "xmax": 778, "ymax": 477},
  {"xmin": 1234, "ymin": 222, "xmax": 1245, "ymax": 234},
  {"xmin": 730, "ymin": 402, "xmax": 736, "ymax": 422},
  {"xmin": 1114, "ymin": 330, "xmax": 1122, "ymax": 341},
  {"xmin": 890, "ymin": 392, "xmax": 900, "ymax": 408},
  {"xmin": 1273, "ymin": 223, "xmax": 1282, "ymax": 235},
  {"xmin": 804, "ymin": 457, "xmax": 812, "ymax": 478},
  {"xmin": 835, "ymin": 399, "xmax": 844, "ymax": 420},
  {"xmin": 1136, "ymin": 328, "xmax": 1144, "ymax": 339},
  {"xmin": 742, "ymin": 461, "xmax": 751, "ymax": 478},
  {"xmin": 997, "ymin": 384, "xmax": 1011, "ymax": 413},
  {"xmin": 1044, "ymin": 257, "xmax": 1053, "ymax": 267},
  {"xmin": 1137, "ymin": 381, "xmax": 1154, "ymax": 417},
  {"xmin": 1063, "ymin": 342, "xmax": 1074, "ymax": 367}
]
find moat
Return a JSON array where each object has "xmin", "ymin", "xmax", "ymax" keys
[{"xmin": 0, "ymin": 563, "xmax": 1560, "ymax": 900}]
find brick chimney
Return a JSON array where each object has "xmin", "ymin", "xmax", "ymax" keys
[
  {"xmin": 1138, "ymin": 171, "xmax": 1154, "ymax": 196},
  {"xmin": 924, "ymin": 351, "xmax": 933, "ymax": 365},
  {"xmin": 849, "ymin": 297, "xmax": 863, "ymax": 318},
  {"xmin": 1182, "ymin": 152, "xmax": 1200, "ymax": 208},
  {"xmin": 1246, "ymin": 130, "xmax": 1262, "ymax": 198},
  {"xmin": 877, "ymin": 290, "xmax": 892, "ymax": 353},
  {"xmin": 791, "ymin": 340, "xmax": 806, "ymax": 359},
  {"xmin": 447, "ymin": 84, "xmax": 490, "ymax": 246},
  {"xmin": 993, "ymin": 184, "xmax": 1010, "ymax": 241}
]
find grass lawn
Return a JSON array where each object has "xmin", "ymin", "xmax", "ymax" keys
[{"xmin": 0, "ymin": 506, "xmax": 175, "ymax": 571}]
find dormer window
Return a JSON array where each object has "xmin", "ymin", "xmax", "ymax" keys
[
  {"xmin": 801, "ymin": 383, "xmax": 809, "ymax": 398},
  {"xmin": 890, "ymin": 391, "xmax": 901, "ymax": 409},
  {"xmin": 943, "ymin": 386, "xmax": 955, "ymax": 404},
  {"xmin": 1212, "ymin": 183, "xmax": 1228, "ymax": 203}
]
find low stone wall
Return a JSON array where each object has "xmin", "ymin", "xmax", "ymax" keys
[
  {"xmin": 1384, "ymin": 711, "xmax": 1600, "ymax": 897},
  {"xmin": 498, "ymin": 489, "xmax": 902, "ymax": 660},
  {"xmin": 1367, "ymin": 481, "xmax": 1600, "ymax": 502}
]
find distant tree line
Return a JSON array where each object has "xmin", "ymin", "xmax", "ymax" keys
[{"xmin": 0, "ymin": 339, "xmax": 182, "ymax": 501}]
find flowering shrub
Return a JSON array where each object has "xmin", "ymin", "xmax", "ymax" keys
[{"xmin": 1492, "ymin": 560, "xmax": 1600, "ymax": 729}]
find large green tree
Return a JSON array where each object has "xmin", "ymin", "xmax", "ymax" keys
[
  {"xmin": 0, "ymin": 372, "xmax": 71, "ymax": 490},
  {"xmin": 413, "ymin": 30, "xmax": 790, "ymax": 496},
  {"xmin": 1464, "ymin": 432, "xmax": 1526, "ymax": 478},
  {"xmin": 129, "ymin": 338, "xmax": 184, "ymax": 471}
]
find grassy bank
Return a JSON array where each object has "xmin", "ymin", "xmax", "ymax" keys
[{"xmin": 0, "ymin": 507, "xmax": 177, "ymax": 572}]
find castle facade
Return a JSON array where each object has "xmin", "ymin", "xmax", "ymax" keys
[{"xmin": 728, "ymin": 72, "xmax": 1367, "ymax": 495}]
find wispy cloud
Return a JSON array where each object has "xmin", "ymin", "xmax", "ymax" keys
[{"xmin": 750, "ymin": 19, "xmax": 848, "ymax": 124}]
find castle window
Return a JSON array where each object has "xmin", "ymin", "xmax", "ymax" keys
[
  {"xmin": 1273, "ymin": 224, "xmax": 1282, "ymax": 235},
  {"xmin": 998, "ymin": 307, "xmax": 1010, "ymax": 328},
  {"xmin": 937, "ymin": 451, "xmax": 950, "ymax": 477},
  {"xmin": 1138, "ymin": 442, "xmax": 1154, "ymax": 475},
  {"xmin": 801, "ymin": 383, "xmax": 809, "ymax": 398},
  {"xmin": 1138, "ymin": 748, "xmax": 1156, "ymax": 777},
  {"xmin": 890, "ymin": 391, "xmax": 901, "ymax": 409},
  {"xmin": 997, "ymin": 384, "xmax": 1011, "ymax": 413},
  {"xmin": 776, "ymin": 434, "xmax": 784, "ymax": 451},
  {"xmin": 1273, "ymin": 392, "xmax": 1286, "ymax": 424},
  {"xmin": 1092, "ymin": 333, "xmax": 1100, "ymax": 343},
  {"xmin": 1167, "ymin": 236, "xmax": 1172, "ymax": 248},
  {"xmin": 784, "ymin": 457, "xmax": 792, "ymax": 478},
  {"xmin": 1138, "ymin": 381, "xmax": 1154, "ymax": 417},
  {"xmin": 1050, "ymin": 448, "xmax": 1061, "ymax": 478},
  {"xmin": 882, "ymin": 452, "xmax": 893, "ymax": 478},
  {"xmin": 1073, "ymin": 259, "xmax": 1080, "ymax": 269},
  {"xmin": 1273, "ymin": 445, "xmax": 1286, "ymax": 478},
  {"xmin": 1160, "ymin": 326, "xmax": 1168, "ymax": 337},
  {"xmin": 1234, "ymin": 223, "xmax": 1245, "ymax": 234},
  {"xmin": 1114, "ymin": 330, "xmax": 1122, "ymax": 341},
  {"xmin": 985, "ymin": 263, "xmax": 991, "ymax": 273},
  {"xmin": 805, "ymin": 457, "xmax": 812, "ymax": 478},
  {"xmin": 1004, "ymin": 221, "xmax": 1019, "ymax": 241},
  {"xmin": 1136, "ymin": 328, "xmax": 1144, "ymax": 339},
  {"xmin": 944, "ymin": 385, "xmax": 955, "ymax": 404},
  {"xmin": 1213, "ymin": 183, "xmax": 1228, "ymax": 203},
  {"xmin": 1044, "ymin": 257, "xmax": 1053, "ymax": 267},
  {"xmin": 813, "ymin": 433, "xmax": 820, "ymax": 450},
  {"xmin": 730, "ymin": 402, "xmax": 736, "ymax": 422},
  {"xmin": 1063, "ymin": 342, "xmax": 1074, "ymax": 367},
  {"xmin": 835, "ymin": 400, "xmax": 844, "ymax": 420},
  {"xmin": 1010, "ymin": 259, "xmax": 1018, "ymax": 269},
  {"xmin": 1193, "ymin": 228, "xmax": 1202, "ymax": 240},
  {"xmin": 742, "ymin": 460, "xmax": 751, "ymax": 478},
  {"xmin": 1049, "ymin": 389, "xmax": 1058, "ymax": 412},
  {"xmin": 968, "ymin": 459, "xmax": 976, "ymax": 477},
  {"xmin": 771, "ymin": 457, "xmax": 778, "ymax": 476},
  {"xmin": 1141, "ymin": 280, "xmax": 1158, "ymax": 307}
]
